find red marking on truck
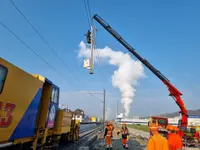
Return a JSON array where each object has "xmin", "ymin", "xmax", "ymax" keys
[{"xmin": 0, "ymin": 101, "xmax": 16, "ymax": 127}]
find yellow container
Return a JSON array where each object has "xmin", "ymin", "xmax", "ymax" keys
[{"xmin": 53, "ymin": 110, "xmax": 73, "ymax": 135}]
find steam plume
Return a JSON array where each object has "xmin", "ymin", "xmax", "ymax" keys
[{"xmin": 78, "ymin": 41, "xmax": 145, "ymax": 116}]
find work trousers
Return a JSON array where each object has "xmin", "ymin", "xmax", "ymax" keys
[
  {"xmin": 122, "ymin": 138, "xmax": 128, "ymax": 145},
  {"xmin": 122, "ymin": 136, "xmax": 128, "ymax": 148},
  {"xmin": 105, "ymin": 135, "xmax": 112, "ymax": 146}
]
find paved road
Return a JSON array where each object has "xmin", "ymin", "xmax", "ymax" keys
[
  {"xmin": 127, "ymin": 127, "xmax": 200, "ymax": 150},
  {"xmin": 90, "ymin": 125, "xmax": 147, "ymax": 150},
  {"xmin": 128, "ymin": 127, "xmax": 150, "ymax": 139},
  {"xmin": 90, "ymin": 125, "xmax": 200, "ymax": 150},
  {"xmin": 90, "ymin": 136, "xmax": 146, "ymax": 150}
]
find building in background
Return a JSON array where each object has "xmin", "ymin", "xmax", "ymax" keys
[
  {"xmin": 96, "ymin": 118, "xmax": 100, "ymax": 122},
  {"xmin": 81, "ymin": 115, "xmax": 100, "ymax": 123},
  {"xmin": 116, "ymin": 113, "xmax": 124, "ymax": 119},
  {"xmin": 72, "ymin": 109, "xmax": 85, "ymax": 122},
  {"xmin": 90, "ymin": 116, "xmax": 97, "ymax": 122},
  {"xmin": 116, "ymin": 113, "xmax": 124, "ymax": 123},
  {"xmin": 115, "ymin": 112, "xmax": 200, "ymax": 126}
]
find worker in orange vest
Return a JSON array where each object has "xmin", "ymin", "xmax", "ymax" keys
[
  {"xmin": 166, "ymin": 124, "xmax": 174, "ymax": 139},
  {"xmin": 168, "ymin": 126, "xmax": 183, "ymax": 150},
  {"xmin": 148, "ymin": 123, "xmax": 169, "ymax": 150},
  {"xmin": 194, "ymin": 130, "xmax": 200, "ymax": 143},
  {"xmin": 110, "ymin": 122, "xmax": 114, "ymax": 131},
  {"xmin": 104, "ymin": 121, "xmax": 113, "ymax": 149},
  {"xmin": 110, "ymin": 122, "xmax": 114, "ymax": 138},
  {"xmin": 117, "ymin": 123, "xmax": 129, "ymax": 149},
  {"xmin": 174, "ymin": 126, "xmax": 184, "ymax": 149}
]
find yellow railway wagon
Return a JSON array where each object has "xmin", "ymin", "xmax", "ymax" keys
[{"xmin": 0, "ymin": 58, "xmax": 79, "ymax": 149}]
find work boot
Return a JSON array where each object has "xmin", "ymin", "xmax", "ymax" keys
[
  {"xmin": 106, "ymin": 145, "xmax": 110, "ymax": 149},
  {"xmin": 125, "ymin": 144, "xmax": 128, "ymax": 149},
  {"xmin": 109, "ymin": 144, "xmax": 112, "ymax": 149}
]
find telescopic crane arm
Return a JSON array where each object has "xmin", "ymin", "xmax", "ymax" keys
[{"xmin": 93, "ymin": 14, "xmax": 188, "ymax": 131}]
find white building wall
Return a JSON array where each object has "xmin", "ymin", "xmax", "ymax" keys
[
  {"xmin": 168, "ymin": 116, "xmax": 200, "ymax": 126},
  {"xmin": 116, "ymin": 115, "xmax": 200, "ymax": 126},
  {"xmin": 72, "ymin": 115, "xmax": 83, "ymax": 122}
]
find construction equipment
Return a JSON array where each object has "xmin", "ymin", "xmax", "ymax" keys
[
  {"xmin": 148, "ymin": 116, "xmax": 168, "ymax": 137},
  {"xmin": 0, "ymin": 58, "xmax": 80, "ymax": 149},
  {"xmin": 92, "ymin": 14, "xmax": 188, "ymax": 137},
  {"xmin": 183, "ymin": 125, "xmax": 200, "ymax": 147}
]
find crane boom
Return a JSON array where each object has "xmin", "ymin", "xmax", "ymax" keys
[{"xmin": 93, "ymin": 14, "xmax": 188, "ymax": 134}]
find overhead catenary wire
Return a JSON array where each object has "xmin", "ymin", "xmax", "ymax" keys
[
  {"xmin": 83, "ymin": 0, "xmax": 102, "ymax": 73},
  {"xmin": 0, "ymin": 20, "xmax": 56, "ymax": 73},
  {"xmin": 9, "ymin": 0, "xmax": 102, "ymax": 100},
  {"xmin": 85, "ymin": 1, "xmax": 104, "ymax": 82},
  {"xmin": 93, "ymin": 27, "xmax": 101, "ymax": 64},
  {"xmin": 7, "ymin": 0, "xmax": 105, "ymax": 103},
  {"xmin": 0, "ymin": 19, "xmax": 102, "ymax": 103},
  {"xmin": 89, "ymin": 93, "xmax": 103, "ymax": 103},
  {"xmin": 84, "ymin": 0, "xmax": 92, "ymax": 27},
  {"xmin": 4, "ymin": 0, "xmax": 105, "ymax": 103},
  {"xmin": 9, "ymin": 0, "xmax": 84, "ymax": 89},
  {"xmin": 0, "ymin": 20, "xmax": 74, "ymax": 88},
  {"xmin": 86, "ymin": 0, "xmax": 93, "ymax": 25},
  {"xmin": 84, "ymin": 0, "xmax": 106, "ymax": 89},
  {"xmin": 83, "ymin": 0, "xmax": 106, "ymax": 89}
]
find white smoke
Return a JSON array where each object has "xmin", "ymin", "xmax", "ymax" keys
[{"xmin": 78, "ymin": 41, "xmax": 145, "ymax": 116}]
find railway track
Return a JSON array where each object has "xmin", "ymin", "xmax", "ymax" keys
[
  {"xmin": 27, "ymin": 125, "xmax": 102, "ymax": 150},
  {"xmin": 58, "ymin": 125, "xmax": 102, "ymax": 150},
  {"xmin": 79, "ymin": 124, "xmax": 100, "ymax": 134},
  {"xmin": 0, "ymin": 124, "xmax": 102, "ymax": 150}
]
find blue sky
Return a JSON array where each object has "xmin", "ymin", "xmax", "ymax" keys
[{"xmin": 0, "ymin": 0, "xmax": 200, "ymax": 118}]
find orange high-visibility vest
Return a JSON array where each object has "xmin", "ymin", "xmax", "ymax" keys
[
  {"xmin": 120, "ymin": 127, "xmax": 129, "ymax": 134},
  {"xmin": 148, "ymin": 134, "xmax": 169, "ymax": 150},
  {"xmin": 168, "ymin": 133, "xmax": 183, "ymax": 150},
  {"xmin": 106, "ymin": 126, "xmax": 112, "ymax": 136}
]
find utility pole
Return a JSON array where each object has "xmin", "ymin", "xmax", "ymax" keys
[
  {"xmin": 84, "ymin": 25, "xmax": 95, "ymax": 74},
  {"xmin": 103, "ymin": 89, "xmax": 106, "ymax": 130},
  {"xmin": 89, "ymin": 26, "xmax": 95, "ymax": 74},
  {"xmin": 83, "ymin": 90, "xmax": 106, "ymax": 130},
  {"xmin": 116, "ymin": 99, "xmax": 119, "ymax": 127},
  {"xmin": 117, "ymin": 99, "xmax": 118, "ymax": 116}
]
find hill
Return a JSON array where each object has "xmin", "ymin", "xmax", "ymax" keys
[{"xmin": 160, "ymin": 109, "xmax": 200, "ymax": 118}]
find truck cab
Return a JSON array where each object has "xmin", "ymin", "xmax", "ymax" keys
[{"xmin": 149, "ymin": 116, "xmax": 168, "ymax": 137}]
